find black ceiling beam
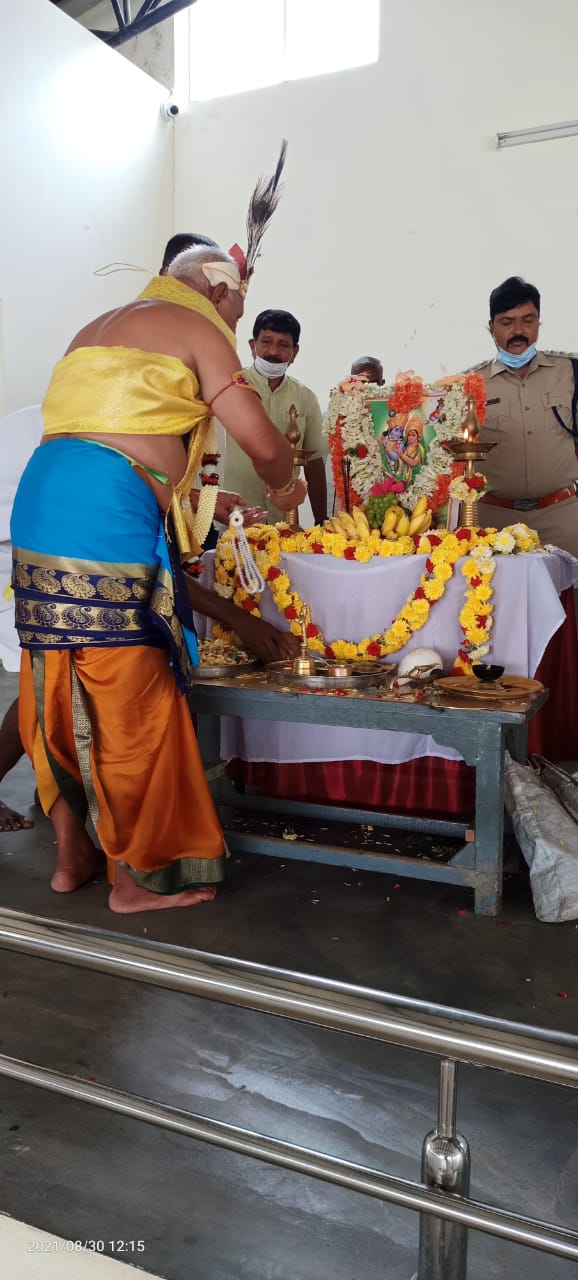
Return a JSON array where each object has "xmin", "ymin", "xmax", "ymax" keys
[
  {"xmin": 91, "ymin": 0, "xmax": 197, "ymax": 47},
  {"xmin": 110, "ymin": 0, "xmax": 125, "ymax": 28},
  {"xmin": 136, "ymin": 0, "xmax": 161, "ymax": 18}
]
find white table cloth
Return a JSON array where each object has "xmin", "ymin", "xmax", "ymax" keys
[{"xmin": 199, "ymin": 549, "xmax": 578, "ymax": 766}]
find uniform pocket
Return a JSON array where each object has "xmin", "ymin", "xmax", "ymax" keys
[
  {"xmin": 480, "ymin": 398, "xmax": 509, "ymax": 444},
  {"xmin": 543, "ymin": 392, "xmax": 574, "ymax": 435}
]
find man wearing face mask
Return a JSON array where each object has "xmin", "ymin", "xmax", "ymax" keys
[
  {"xmin": 475, "ymin": 276, "xmax": 578, "ymax": 557},
  {"xmin": 224, "ymin": 309, "xmax": 328, "ymax": 525}
]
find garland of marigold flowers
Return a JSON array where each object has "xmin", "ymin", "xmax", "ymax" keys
[
  {"xmin": 324, "ymin": 371, "xmax": 488, "ymax": 512},
  {"xmin": 213, "ymin": 522, "xmax": 540, "ymax": 668}
]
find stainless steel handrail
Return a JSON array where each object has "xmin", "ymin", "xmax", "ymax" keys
[
  {"xmin": 1, "ymin": 907, "xmax": 577, "ymax": 1274},
  {"xmin": 0, "ymin": 908, "xmax": 577, "ymax": 1088},
  {"xmin": 0, "ymin": 1052, "xmax": 576, "ymax": 1263}
]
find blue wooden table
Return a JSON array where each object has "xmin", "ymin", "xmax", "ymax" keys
[{"xmin": 190, "ymin": 676, "xmax": 548, "ymax": 916}]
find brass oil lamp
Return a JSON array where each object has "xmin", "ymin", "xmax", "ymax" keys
[
  {"xmin": 443, "ymin": 395, "xmax": 497, "ymax": 528},
  {"xmin": 284, "ymin": 404, "xmax": 316, "ymax": 530}
]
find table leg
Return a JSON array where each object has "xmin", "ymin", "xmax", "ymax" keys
[
  {"xmin": 507, "ymin": 723, "xmax": 528, "ymax": 765},
  {"xmin": 194, "ymin": 711, "xmax": 223, "ymax": 788},
  {"xmin": 194, "ymin": 711, "xmax": 244, "ymax": 808},
  {"xmin": 473, "ymin": 722, "xmax": 505, "ymax": 916}
]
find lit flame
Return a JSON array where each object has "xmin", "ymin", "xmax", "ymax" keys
[{"xmin": 462, "ymin": 396, "xmax": 479, "ymax": 443}]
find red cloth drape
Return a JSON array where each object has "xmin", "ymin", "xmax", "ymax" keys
[{"xmin": 228, "ymin": 589, "xmax": 577, "ymax": 820}]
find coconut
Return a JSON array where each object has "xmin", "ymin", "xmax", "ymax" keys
[{"xmin": 396, "ymin": 647, "xmax": 443, "ymax": 685}]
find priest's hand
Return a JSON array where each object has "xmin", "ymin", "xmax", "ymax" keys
[
  {"xmin": 214, "ymin": 491, "xmax": 268, "ymax": 527},
  {"xmin": 268, "ymin": 478, "xmax": 308, "ymax": 512},
  {"xmin": 214, "ymin": 490, "xmax": 247, "ymax": 524},
  {"xmin": 233, "ymin": 613, "xmax": 300, "ymax": 665},
  {"xmin": 239, "ymin": 505, "xmax": 268, "ymax": 526},
  {"xmin": 184, "ymin": 578, "xmax": 299, "ymax": 664}
]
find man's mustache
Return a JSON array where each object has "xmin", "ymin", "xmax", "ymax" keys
[{"xmin": 507, "ymin": 335, "xmax": 529, "ymax": 348}]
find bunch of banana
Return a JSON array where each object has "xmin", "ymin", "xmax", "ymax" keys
[
  {"xmin": 408, "ymin": 496, "xmax": 433, "ymax": 536},
  {"xmin": 381, "ymin": 496, "xmax": 432, "ymax": 540},
  {"xmin": 324, "ymin": 507, "xmax": 371, "ymax": 539}
]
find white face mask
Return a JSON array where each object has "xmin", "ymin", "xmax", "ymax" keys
[{"xmin": 254, "ymin": 355, "xmax": 289, "ymax": 379}]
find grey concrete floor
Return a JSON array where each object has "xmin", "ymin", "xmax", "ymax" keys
[{"xmin": 0, "ymin": 667, "xmax": 577, "ymax": 1280}]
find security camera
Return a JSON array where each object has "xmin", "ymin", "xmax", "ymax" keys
[{"xmin": 161, "ymin": 100, "xmax": 180, "ymax": 120}]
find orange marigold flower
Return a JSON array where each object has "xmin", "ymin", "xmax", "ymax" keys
[
  {"xmin": 389, "ymin": 376, "xmax": 424, "ymax": 414},
  {"xmin": 463, "ymin": 372, "xmax": 487, "ymax": 425}
]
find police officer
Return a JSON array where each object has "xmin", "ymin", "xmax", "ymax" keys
[{"xmin": 475, "ymin": 276, "xmax": 578, "ymax": 558}]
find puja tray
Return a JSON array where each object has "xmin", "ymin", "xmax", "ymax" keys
[
  {"xmin": 193, "ymin": 660, "xmax": 262, "ymax": 681},
  {"xmin": 267, "ymin": 660, "xmax": 395, "ymax": 690}
]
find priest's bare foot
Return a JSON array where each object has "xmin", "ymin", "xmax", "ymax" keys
[
  {"xmin": 109, "ymin": 866, "xmax": 218, "ymax": 914},
  {"xmin": 0, "ymin": 800, "xmax": 34, "ymax": 832},
  {"xmin": 51, "ymin": 832, "xmax": 105, "ymax": 892},
  {"xmin": 50, "ymin": 795, "xmax": 105, "ymax": 892}
]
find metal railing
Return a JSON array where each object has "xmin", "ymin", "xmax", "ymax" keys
[{"xmin": 0, "ymin": 907, "xmax": 577, "ymax": 1278}]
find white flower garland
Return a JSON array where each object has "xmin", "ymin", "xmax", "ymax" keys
[{"xmin": 323, "ymin": 378, "xmax": 471, "ymax": 510}]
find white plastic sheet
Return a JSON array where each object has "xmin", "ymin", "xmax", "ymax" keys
[{"xmin": 504, "ymin": 754, "xmax": 578, "ymax": 922}]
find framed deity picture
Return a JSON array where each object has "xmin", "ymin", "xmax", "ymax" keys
[{"xmin": 325, "ymin": 373, "xmax": 487, "ymax": 513}]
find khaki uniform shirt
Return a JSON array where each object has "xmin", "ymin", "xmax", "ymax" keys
[
  {"xmin": 223, "ymin": 366, "xmax": 326, "ymax": 515},
  {"xmin": 475, "ymin": 352, "xmax": 578, "ymax": 557},
  {"xmin": 478, "ymin": 351, "xmax": 578, "ymax": 498}
]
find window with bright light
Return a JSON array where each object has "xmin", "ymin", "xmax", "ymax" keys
[{"xmin": 176, "ymin": 0, "xmax": 380, "ymax": 102}]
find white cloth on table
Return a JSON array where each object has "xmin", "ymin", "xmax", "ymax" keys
[
  {"xmin": 0, "ymin": 405, "xmax": 44, "ymax": 671},
  {"xmin": 200, "ymin": 548, "xmax": 578, "ymax": 766}
]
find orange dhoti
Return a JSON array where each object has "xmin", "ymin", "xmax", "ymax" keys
[{"xmin": 19, "ymin": 646, "xmax": 225, "ymax": 891}]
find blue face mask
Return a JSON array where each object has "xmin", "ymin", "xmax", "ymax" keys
[{"xmin": 497, "ymin": 344, "xmax": 537, "ymax": 369}]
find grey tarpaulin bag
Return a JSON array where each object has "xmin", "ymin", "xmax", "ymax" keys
[
  {"xmin": 504, "ymin": 753, "xmax": 578, "ymax": 922},
  {"xmin": 530, "ymin": 755, "xmax": 578, "ymax": 823}
]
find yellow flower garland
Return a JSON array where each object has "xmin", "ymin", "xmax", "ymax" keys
[{"xmin": 213, "ymin": 522, "xmax": 541, "ymax": 671}]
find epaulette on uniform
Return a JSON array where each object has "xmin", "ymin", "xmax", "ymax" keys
[
  {"xmin": 542, "ymin": 349, "xmax": 578, "ymax": 359},
  {"xmin": 464, "ymin": 359, "xmax": 493, "ymax": 373}
]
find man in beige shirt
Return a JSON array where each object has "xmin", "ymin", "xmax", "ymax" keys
[
  {"xmin": 476, "ymin": 276, "xmax": 578, "ymax": 558},
  {"xmin": 224, "ymin": 309, "xmax": 328, "ymax": 525}
]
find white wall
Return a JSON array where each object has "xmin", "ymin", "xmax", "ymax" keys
[
  {"xmin": 174, "ymin": 0, "xmax": 578, "ymax": 404},
  {"xmin": 0, "ymin": 0, "xmax": 173, "ymax": 411}
]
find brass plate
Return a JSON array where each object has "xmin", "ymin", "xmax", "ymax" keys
[
  {"xmin": 267, "ymin": 661, "xmax": 396, "ymax": 690},
  {"xmin": 434, "ymin": 675, "xmax": 544, "ymax": 701},
  {"xmin": 193, "ymin": 660, "xmax": 261, "ymax": 680}
]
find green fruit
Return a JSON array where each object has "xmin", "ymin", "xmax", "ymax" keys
[{"xmin": 365, "ymin": 493, "xmax": 397, "ymax": 529}]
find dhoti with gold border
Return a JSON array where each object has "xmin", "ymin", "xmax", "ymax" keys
[{"xmin": 11, "ymin": 439, "xmax": 225, "ymax": 892}]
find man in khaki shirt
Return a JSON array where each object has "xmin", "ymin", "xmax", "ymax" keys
[
  {"xmin": 224, "ymin": 309, "xmax": 328, "ymax": 525},
  {"xmin": 476, "ymin": 276, "xmax": 578, "ymax": 558}
]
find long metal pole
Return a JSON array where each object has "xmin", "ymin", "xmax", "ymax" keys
[
  {"xmin": 0, "ymin": 910, "xmax": 577, "ymax": 1089},
  {"xmin": 97, "ymin": 0, "xmax": 197, "ymax": 47},
  {"xmin": 110, "ymin": 0, "xmax": 125, "ymax": 28},
  {"xmin": 1, "ymin": 1053, "xmax": 577, "ymax": 1263},
  {"xmin": 136, "ymin": 0, "xmax": 160, "ymax": 18},
  {"xmin": 418, "ymin": 1061, "xmax": 470, "ymax": 1279}
]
